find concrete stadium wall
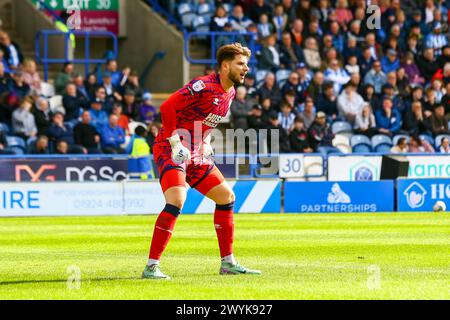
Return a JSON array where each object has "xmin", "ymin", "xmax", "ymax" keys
[{"xmin": 118, "ymin": 0, "xmax": 188, "ymax": 93}]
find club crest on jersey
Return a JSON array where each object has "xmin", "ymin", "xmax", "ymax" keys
[
  {"xmin": 213, "ymin": 98, "xmax": 220, "ymax": 106},
  {"xmin": 203, "ymin": 113, "xmax": 222, "ymax": 127},
  {"xmin": 192, "ymin": 80, "xmax": 206, "ymax": 92}
]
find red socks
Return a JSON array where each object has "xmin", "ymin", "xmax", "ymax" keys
[
  {"xmin": 214, "ymin": 202, "xmax": 235, "ymax": 258},
  {"xmin": 148, "ymin": 204, "xmax": 180, "ymax": 261}
]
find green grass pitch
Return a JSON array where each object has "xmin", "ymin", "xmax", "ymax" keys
[{"xmin": 0, "ymin": 213, "xmax": 448, "ymax": 300}]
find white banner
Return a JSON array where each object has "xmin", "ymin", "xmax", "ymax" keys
[
  {"xmin": 279, "ymin": 154, "xmax": 305, "ymax": 178},
  {"xmin": 328, "ymin": 155, "xmax": 450, "ymax": 181},
  {"xmin": 0, "ymin": 181, "xmax": 167, "ymax": 217}
]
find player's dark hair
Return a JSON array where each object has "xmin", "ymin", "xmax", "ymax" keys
[{"xmin": 216, "ymin": 43, "xmax": 251, "ymax": 67}]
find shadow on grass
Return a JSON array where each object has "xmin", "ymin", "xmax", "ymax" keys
[{"xmin": 0, "ymin": 277, "xmax": 141, "ymax": 286}]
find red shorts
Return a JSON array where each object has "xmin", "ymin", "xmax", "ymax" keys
[{"xmin": 153, "ymin": 140, "xmax": 225, "ymax": 195}]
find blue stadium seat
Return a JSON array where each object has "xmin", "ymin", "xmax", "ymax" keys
[
  {"xmin": 392, "ymin": 134, "xmax": 409, "ymax": 146},
  {"xmin": 5, "ymin": 146, "xmax": 24, "ymax": 155},
  {"xmin": 197, "ymin": 2, "xmax": 214, "ymax": 17},
  {"xmin": 26, "ymin": 136, "xmax": 38, "ymax": 153},
  {"xmin": 419, "ymin": 134, "xmax": 434, "ymax": 147},
  {"xmin": 192, "ymin": 15, "xmax": 210, "ymax": 32},
  {"xmin": 350, "ymin": 135, "xmax": 372, "ymax": 153},
  {"xmin": 178, "ymin": 3, "xmax": 197, "ymax": 28},
  {"xmin": 0, "ymin": 122, "xmax": 10, "ymax": 134},
  {"xmin": 371, "ymin": 134, "xmax": 393, "ymax": 149},
  {"xmin": 255, "ymin": 69, "xmax": 269, "ymax": 87},
  {"xmin": 374, "ymin": 144, "xmax": 393, "ymax": 153},
  {"xmin": 331, "ymin": 121, "xmax": 352, "ymax": 135},
  {"xmin": 435, "ymin": 134, "xmax": 450, "ymax": 148},
  {"xmin": 6, "ymin": 136, "xmax": 26, "ymax": 151},
  {"xmin": 275, "ymin": 69, "xmax": 291, "ymax": 86},
  {"xmin": 352, "ymin": 144, "xmax": 372, "ymax": 153}
]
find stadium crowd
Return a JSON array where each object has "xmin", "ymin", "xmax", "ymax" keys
[
  {"xmin": 1, "ymin": 0, "xmax": 450, "ymax": 155},
  {"xmin": 162, "ymin": 0, "xmax": 450, "ymax": 154}
]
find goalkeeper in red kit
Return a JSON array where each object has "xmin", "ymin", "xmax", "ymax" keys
[{"xmin": 142, "ymin": 43, "xmax": 261, "ymax": 279}]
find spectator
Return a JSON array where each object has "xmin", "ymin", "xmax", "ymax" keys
[
  {"xmin": 250, "ymin": 0, "xmax": 272, "ymax": 22},
  {"xmin": 358, "ymin": 46, "xmax": 375, "ymax": 78},
  {"xmin": 62, "ymin": 83, "xmax": 83, "ymax": 122},
  {"xmin": 390, "ymin": 137, "xmax": 409, "ymax": 153},
  {"xmin": 425, "ymin": 22, "xmax": 448, "ymax": 57},
  {"xmin": 278, "ymin": 101, "xmax": 296, "ymax": 133},
  {"xmin": 289, "ymin": 116, "xmax": 313, "ymax": 153},
  {"xmin": 12, "ymin": 97, "xmax": 37, "ymax": 140},
  {"xmin": 247, "ymin": 104, "xmax": 265, "ymax": 130},
  {"xmin": 55, "ymin": 140, "xmax": 69, "ymax": 155},
  {"xmin": 381, "ymin": 49, "xmax": 400, "ymax": 74},
  {"xmin": 408, "ymin": 134, "xmax": 435, "ymax": 153},
  {"xmin": 272, "ymin": 4, "xmax": 288, "ymax": 39},
  {"xmin": 257, "ymin": 72, "xmax": 282, "ymax": 109},
  {"xmin": 430, "ymin": 104, "xmax": 450, "ymax": 136},
  {"xmin": 123, "ymin": 89, "xmax": 139, "ymax": 120},
  {"xmin": 112, "ymin": 103, "xmax": 129, "ymax": 134},
  {"xmin": 279, "ymin": 32, "xmax": 304, "ymax": 70},
  {"xmin": 403, "ymin": 101, "xmax": 432, "ymax": 135},
  {"xmin": 216, "ymin": 23, "xmax": 235, "ymax": 49},
  {"xmin": 266, "ymin": 112, "xmax": 290, "ymax": 153},
  {"xmin": 417, "ymin": 48, "xmax": 439, "ymax": 82},
  {"xmin": 73, "ymin": 73, "xmax": 91, "ymax": 105},
  {"xmin": 438, "ymin": 136, "xmax": 450, "ymax": 153},
  {"xmin": 298, "ymin": 97, "xmax": 316, "ymax": 129},
  {"xmin": 146, "ymin": 122, "xmax": 161, "ymax": 150},
  {"xmin": 21, "ymin": 58, "xmax": 41, "ymax": 95},
  {"xmin": 324, "ymin": 59, "xmax": 350, "ymax": 94},
  {"xmin": 32, "ymin": 97, "xmax": 52, "ymax": 136},
  {"xmin": 281, "ymin": 71, "xmax": 300, "ymax": 96},
  {"xmin": 74, "ymin": 110, "xmax": 101, "ymax": 154},
  {"xmin": 104, "ymin": 59, "xmax": 122, "ymax": 88},
  {"xmin": 10, "ymin": 71, "xmax": 30, "ymax": 99},
  {"xmin": 401, "ymin": 52, "xmax": 425, "ymax": 86},
  {"xmin": 123, "ymin": 71, "xmax": 144, "ymax": 101},
  {"xmin": 54, "ymin": 62, "xmax": 74, "ymax": 95},
  {"xmin": 307, "ymin": 111, "xmax": 338, "ymax": 154},
  {"xmin": 375, "ymin": 96, "xmax": 402, "ymax": 137},
  {"xmin": 258, "ymin": 35, "xmax": 280, "ymax": 71},
  {"xmin": 345, "ymin": 54, "xmax": 360, "ymax": 76},
  {"xmin": 337, "ymin": 82, "xmax": 364, "ymax": 124},
  {"xmin": 102, "ymin": 72, "xmax": 122, "ymax": 103},
  {"xmin": 260, "ymin": 97, "xmax": 274, "ymax": 125},
  {"xmin": 316, "ymin": 82, "xmax": 338, "ymax": 120},
  {"xmin": 335, "ymin": 0, "xmax": 353, "ymax": 30},
  {"xmin": 100, "ymin": 114, "xmax": 126, "ymax": 154},
  {"xmin": 257, "ymin": 14, "xmax": 274, "ymax": 38},
  {"xmin": 84, "ymin": 73, "xmax": 98, "ymax": 100},
  {"xmin": 30, "ymin": 135, "xmax": 50, "ymax": 155},
  {"xmin": 290, "ymin": 19, "xmax": 304, "ymax": 47},
  {"xmin": 0, "ymin": 61, "xmax": 11, "ymax": 96},
  {"xmin": 0, "ymin": 31, "xmax": 23, "ymax": 70},
  {"xmin": 229, "ymin": 5, "xmax": 252, "ymax": 31},
  {"xmin": 210, "ymin": 6, "xmax": 229, "ymax": 31},
  {"xmin": 354, "ymin": 103, "xmax": 377, "ymax": 138},
  {"xmin": 231, "ymin": 86, "xmax": 252, "ymax": 130},
  {"xmin": 47, "ymin": 112, "xmax": 84, "ymax": 154},
  {"xmin": 302, "ymin": 37, "xmax": 322, "ymax": 71},
  {"xmin": 328, "ymin": 21, "xmax": 345, "ymax": 54},
  {"xmin": 139, "ymin": 92, "xmax": 157, "ymax": 125},
  {"xmin": 306, "ymin": 71, "xmax": 324, "ymax": 103},
  {"xmin": 89, "ymin": 99, "xmax": 108, "ymax": 131},
  {"xmin": 363, "ymin": 60, "xmax": 387, "ymax": 94}
]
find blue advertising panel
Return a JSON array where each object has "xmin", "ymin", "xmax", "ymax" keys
[
  {"xmin": 284, "ymin": 181, "xmax": 394, "ymax": 213},
  {"xmin": 397, "ymin": 179, "xmax": 450, "ymax": 212}
]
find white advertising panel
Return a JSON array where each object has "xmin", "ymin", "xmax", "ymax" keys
[
  {"xmin": 123, "ymin": 181, "xmax": 165, "ymax": 214},
  {"xmin": 279, "ymin": 154, "xmax": 305, "ymax": 178}
]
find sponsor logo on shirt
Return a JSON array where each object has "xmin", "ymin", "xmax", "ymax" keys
[
  {"xmin": 192, "ymin": 80, "xmax": 206, "ymax": 92},
  {"xmin": 203, "ymin": 113, "xmax": 222, "ymax": 127}
]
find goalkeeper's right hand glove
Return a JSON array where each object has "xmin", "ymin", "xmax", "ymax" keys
[{"xmin": 168, "ymin": 134, "xmax": 191, "ymax": 164}]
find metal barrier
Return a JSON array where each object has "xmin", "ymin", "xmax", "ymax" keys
[
  {"xmin": 35, "ymin": 30, "xmax": 118, "ymax": 81},
  {"xmin": 184, "ymin": 31, "xmax": 258, "ymax": 67}
]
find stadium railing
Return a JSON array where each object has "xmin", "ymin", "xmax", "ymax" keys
[
  {"xmin": 35, "ymin": 30, "xmax": 118, "ymax": 81},
  {"xmin": 184, "ymin": 31, "xmax": 258, "ymax": 67}
]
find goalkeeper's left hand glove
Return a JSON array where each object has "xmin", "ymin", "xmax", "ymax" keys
[{"xmin": 202, "ymin": 143, "xmax": 214, "ymax": 160}]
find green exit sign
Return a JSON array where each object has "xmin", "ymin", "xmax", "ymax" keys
[{"xmin": 33, "ymin": 0, "xmax": 119, "ymax": 11}]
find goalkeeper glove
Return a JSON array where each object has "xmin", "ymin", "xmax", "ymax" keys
[
  {"xmin": 202, "ymin": 134, "xmax": 214, "ymax": 160},
  {"xmin": 168, "ymin": 134, "xmax": 191, "ymax": 164}
]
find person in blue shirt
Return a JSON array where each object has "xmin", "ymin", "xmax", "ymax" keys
[
  {"xmin": 100, "ymin": 114, "xmax": 125, "ymax": 154},
  {"xmin": 381, "ymin": 49, "xmax": 400, "ymax": 74},
  {"xmin": 375, "ymin": 96, "xmax": 402, "ymax": 137},
  {"xmin": 88, "ymin": 99, "xmax": 108, "ymax": 132}
]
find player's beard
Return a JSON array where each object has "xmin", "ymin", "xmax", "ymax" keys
[{"xmin": 228, "ymin": 69, "xmax": 245, "ymax": 85}]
